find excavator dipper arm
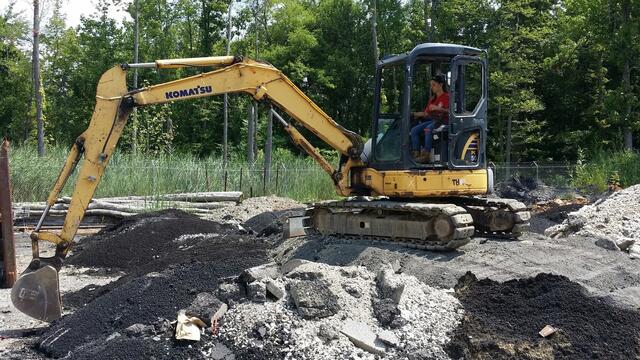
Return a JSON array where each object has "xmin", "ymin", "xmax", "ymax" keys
[{"xmin": 12, "ymin": 56, "xmax": 363, "ymax": 321}]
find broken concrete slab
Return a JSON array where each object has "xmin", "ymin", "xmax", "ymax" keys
[
  {"xmin": 377, "ymin": 329, "xmax": 399, "ymax": 347},
  {"xmin": 247, "ymin": 281, "xmax": 267, "ymax": 303},
  {"xmin": 240, "ymin": 262, "xmax": 281, "ymax": 284},
  {"xmin": 266, "ymin": 280, "xmax": 285, "ymax": 300},
  {"xmin": 281, "ymin": 258, "xmax": 312, "ymax": 274},
  {"xmin": 289, "ymin": 280, "xmax": 339, "ymax": 319},
  {"xmin": 629, "ymin": 244, "xmax": 640, "ymax": 259},
  {"xmin": 340, "ymin": 320, "xmax": 386, "ymax": 355}
]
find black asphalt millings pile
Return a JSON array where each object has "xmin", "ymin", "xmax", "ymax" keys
[
  {"xmin": 39, "ymin": 209, "xmax": 270, "ymax": 360},
  {"xmin": 446, "ymin": 272, "xmax": 640, "ymax": 360},
  {"xmin": 66, "ymin": 209, "xmax": 238, "ymax": 273}
]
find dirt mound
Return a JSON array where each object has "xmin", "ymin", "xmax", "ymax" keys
[
  {"xmin": 67, "ymin": 209, "xmax": 238, "ymax": 272},
  {"xmin": 445, "ymin": 272, "xmax": 640, "ymax": 359}
]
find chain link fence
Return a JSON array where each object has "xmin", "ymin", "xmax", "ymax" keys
[{"xmin": 491, "ymin": 162, "xmax": 576, "ymax": 188}]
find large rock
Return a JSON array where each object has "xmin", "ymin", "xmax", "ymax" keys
[
  {"xmin": 629, "ymin": 243, "xmax": 640, "ymax": 259},
  {"xmin": 246, "ymin": 281, "xmax": 267, "ymax": 303},
  {"xmin": 240, "ymin": 262, "xmax": 281, "ymax": 284},
  {"xmin": 281, "ymin": 258, "xmax": 312, "ymax": 275},
  {"xmin": 265, "ymin": 280, "xmax": 285, "ymax": 300},
  {"xmin": 377, "ymin": 329, "xmax": 399, "ymax": 347},
  {"xmin": 340, "ymin": 320, "xmax": 386, "ymax": 355},
  {"xmin": 289, "ymin": 280, "xmax": 339, "ymax": 319},
  {"xmin": 186, "ymin": 292, "xmax": 224, "ymax": 326},
  {"xmin": 376, "ymin": 267, "xmax": 406, "ymax": 304}
]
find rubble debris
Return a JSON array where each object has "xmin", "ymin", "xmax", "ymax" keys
[
  {"xmin": 545, "ymin": 185, "xmax": 640, "ymax": 256},
  {"xmin": 377, "ymin": 329, "xmax": 400, "ymax": 347},
  {"xmin": 246, "ymin": 281, "xmax": 267, "ymax": 303},
  {"xmin": 340, "ymin": 320, "xmax": 386, "ymax": 355},
  {"xmin": 376, "ymin": 265, "xmax": 406, "ymax": 304},
  {"xmin": 289, "ymin": 279, "xmax": 340, "ymax": 319},
  {"xmin": 495, "ymin": 176, "xmax": 561, "ymax": 204},
  {"xmin": 629, "ymin": 244, "xmax": 640, "ymax": 260},
  {"xmin": 175, "ymin": 310, "xmax": 206, "ymax": 341},
  {"xmin": 186, "ymin": 292, "xmax": 224, "ymax": 326},
  {"xmin": 373, "ymin": 298, "xmax": 401, "ymax": 327},
  {"xmin": 539, "ymin": 325, "xmax": 557, "ymax": 337},
  {"xmin": 124, "ymin": 323, "xmax": 154, "ymax": 337},
  {"xmin": 216, "ymin": 281, "xmax": 245, "ymax": 304},
  {"xmin": 445, "ymin": 272, "xmax": 640, "ymax": 359},
  {"xmin": 240, "ymin": 262, "xmax": 281, "ymax": 283},
  {"xmin": 218, "ymin": 261, "xmax": 462, "ymax": 359},
  {"xmin": 280, "ymin": 258, "xmax": 312, "ymax": 274},
  {"xmin": 265, "ymin": 280, "xmax": 285, "ymax": 300}
]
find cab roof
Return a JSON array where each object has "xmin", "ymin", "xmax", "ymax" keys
[{"xmin": 379, "ymin": 43, "xmax": 484, "ymax": 66}]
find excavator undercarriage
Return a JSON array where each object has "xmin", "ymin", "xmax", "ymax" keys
[{"xmin": 288, "ymin": 197, "xmax": 530, "ymax": 251}]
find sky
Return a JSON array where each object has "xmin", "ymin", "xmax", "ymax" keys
[{"xmin": 3, "ymin": 0, "xmax": 132, "ymax": 28}]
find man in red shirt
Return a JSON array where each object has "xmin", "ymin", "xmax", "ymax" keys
[{"xmin": 410, "ymin": 74, "xmax": 449, "ymax": 162}]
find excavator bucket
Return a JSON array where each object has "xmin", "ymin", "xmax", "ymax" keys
[{"xmin": 11, "ymin": 264, "xmax": 62, "ymax": 322}]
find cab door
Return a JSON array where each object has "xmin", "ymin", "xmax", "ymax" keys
[{"xmin": 448, "ymin": 55, "xmax": 488, "ymax": 169}]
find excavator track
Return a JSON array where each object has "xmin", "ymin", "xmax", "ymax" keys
[
  {"xmin": 307, "ymin": 199, "xmax": 475, "ymax": 251},
  {"xmin": 447, "ymin": 197, "xmax": 531, "ymax": 238}
]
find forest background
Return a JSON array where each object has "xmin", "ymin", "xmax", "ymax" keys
[{"xmin": 1, "ymin": 0, "xmax": 639, "ymax": 201}]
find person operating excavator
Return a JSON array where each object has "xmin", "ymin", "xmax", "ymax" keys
[{"xmin": 410, "ymin": 74, "xmax": 449, "ymax": 163}]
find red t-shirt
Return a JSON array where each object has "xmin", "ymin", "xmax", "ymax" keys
[{"xmin": 423, "ymin": 92, "xmax": 449, "ymax": 122}]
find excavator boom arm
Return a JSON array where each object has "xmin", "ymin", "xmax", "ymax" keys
[{"xmin": 12, "ymin": 56, "xmax": 364, "ymax": 322}]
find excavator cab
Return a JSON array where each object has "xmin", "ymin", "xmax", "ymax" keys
[{"xmin": 369, "ymin": 43, "xmax": 487, "ymax": 172}]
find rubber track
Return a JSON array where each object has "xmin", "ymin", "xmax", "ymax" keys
[
  {"xmin": 310, "ymin": 199, "xmax": 475, "ymax": 251},
  {"xmin": 449, "ymin": 197, "xmax": 531, "ymax": 238}
]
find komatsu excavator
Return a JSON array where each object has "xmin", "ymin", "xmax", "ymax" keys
[{"xmin": 12, "ymin": 43, "xmax": 529, "ymax": 321}]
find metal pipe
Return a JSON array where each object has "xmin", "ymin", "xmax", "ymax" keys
[
  {"xmin": 270, "ymin": 108, "xmax": 289, "ymax": 127},
  {"xmin": 0, "ymin": 140, "xmax": 16, "ymax": 288},
  {"xmin": 126, "ymin": 62, "xmax": 156, "ymax": 69}
]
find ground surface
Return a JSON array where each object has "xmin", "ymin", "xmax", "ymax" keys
[{"xmin": 1, "ymin": 195, "xmax": 638, "ymax": 359}]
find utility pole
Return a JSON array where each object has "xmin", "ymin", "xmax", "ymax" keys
[
  {"xmin": 33, "ymin": 0, "xmax": 44, "ymax": 157},
  {"xmin": 223, "ymin": 0, "xmax": 233, "ymax": 169},
  {"xmin": 132, "ymin": 0, "xmax": 139, "ymax": 153}
]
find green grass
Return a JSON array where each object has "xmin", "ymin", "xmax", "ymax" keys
[
  {"xmin": 571, "ymin": 150, "xmax": 640, "ymax": 192},
  {"xmin": 9, "ymin": 146, "xmax": 338, "ymax": 203}
]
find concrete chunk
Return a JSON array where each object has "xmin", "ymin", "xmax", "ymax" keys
[
  {"xmin": 340, "ymin": 320, "xmax": 386, "ymax": 355},
  {"xmin": 377, "ymin": 330, "xmax": 399, "ymax": 347},
  {"xmin": 247, "ymin": 281, "xmax": 267, "ymax": 303},
  {"xmin": 376, "ymin": 268, "xmax": 406, "ymax": 304},
  {"xmin": 241, "ymin": 262, "xmax": 281, "ymax": 284},
  {"xmin": 281, "ymin": 258, "xmax": 312, "ymax": 275},
  {"xmin": 629, "ymin": 244, "xmax": 640, "ymax": 259},
  {"xmin": 266, "ymin": 280, "xmax": 285, "ymax": 300},
  {"xmin": 289, "ymin": 280, "xmax": 339, "ymax": 319}
]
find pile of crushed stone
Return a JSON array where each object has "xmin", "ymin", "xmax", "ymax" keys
[
  {"xmin": 495, "ymin": 176, "xmax": 560, "ymax": 204},
  {"xmin": 446, "ymin": 272, "xmax": 640, "ymax": 359},
  {"xmin": 545, "ymin": 185, "xmax": 640, "ymax": 256},
  {"xmin": 216, "ymin": 260, "xmax": 463, "ymax": 359}
]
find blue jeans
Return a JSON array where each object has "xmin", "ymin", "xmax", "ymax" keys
[{"xmin": 410, "ymin": 120, "xmax": 436, "ymax": 152}]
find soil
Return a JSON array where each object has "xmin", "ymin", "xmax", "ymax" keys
[{"xmin": 445, "ymin": 272, "xmax": 640, "ymax": 359}]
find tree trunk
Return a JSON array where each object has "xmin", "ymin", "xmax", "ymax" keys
[
  {"xmin": 33, "ymin": 0, "xmax": 44, "ymax": 157},
  {"xmin": 132, "ymin": 0, "xmax": 139, "ymax": 154},
  {"xmin": 370, "ymin": 0, "xmax": 379, "ymax": 67},
  {"xmin": 505, "ymin": 114, "xmax": 512, "ymax": 180},
  {"xmin": 621, "ymin": 0, "xmax": 633, "ymax": 150},
  {"xmin": 223, "ymin": 0, "xmax": 232, "ymax": 169},
  {"xmin": 248, "ymin": 102, "xmax": 255, "ymax": 164},
  {"xmin": 264, "ymin": 106, "xmax": 273, "ymax": 184}
]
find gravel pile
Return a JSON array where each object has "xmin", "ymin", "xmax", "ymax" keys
[
  {"xmin": 216, "ymin": 261, "xmax": 463, "ymax": 359},
  {"xmin": 545, "ymin": 185, "xmax": 640, "ymax": 256}
]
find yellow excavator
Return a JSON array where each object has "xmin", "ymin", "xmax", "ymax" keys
[{"xmin": 12, "ymin": 43, "xmax": 529, "ymax": 321}]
